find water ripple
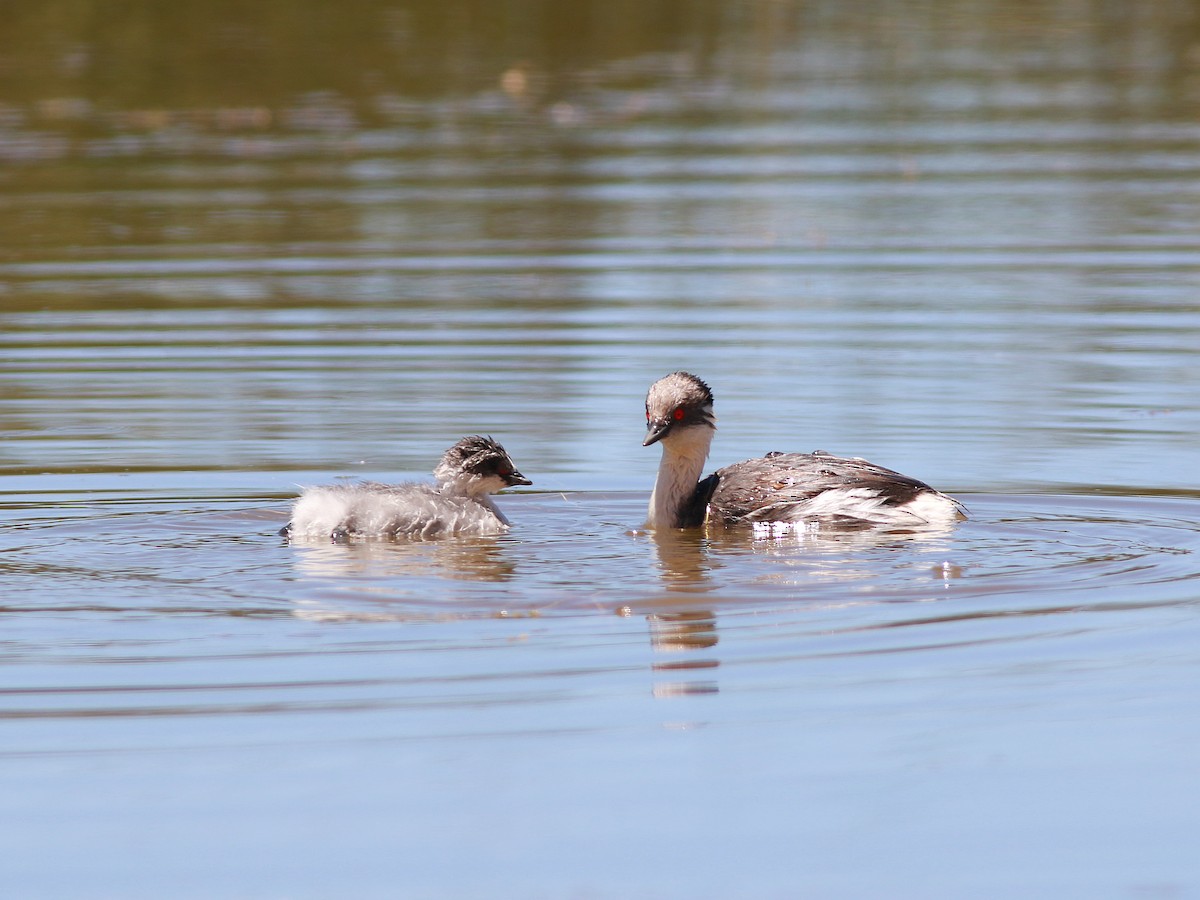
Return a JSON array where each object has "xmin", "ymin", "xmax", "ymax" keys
[{"xmin": 1, "ymin": 489, "xmax": 1197, "ymax": 735}]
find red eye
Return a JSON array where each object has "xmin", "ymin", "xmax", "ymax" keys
[{"xmin": 672, "ymin": 407, "xmax": 685, "ymax": 421}]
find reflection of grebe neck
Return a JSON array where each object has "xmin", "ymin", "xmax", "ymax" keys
[{"xmin": 647, "ymin": 422, "xmax": 714, "ymax": 529}]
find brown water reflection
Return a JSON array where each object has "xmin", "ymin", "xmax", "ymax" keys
[{"xmin": 4, "ymin": 1, "xmax": 1200, "ymax": 262}]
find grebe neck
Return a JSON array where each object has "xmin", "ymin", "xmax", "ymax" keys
[
  {"xmin": 647, "ymin": 427, "xmax": 713, "ymax": 529},
  {"xmin": 438, "ymin": 478, "xmax": 510, "ymax": 525}
]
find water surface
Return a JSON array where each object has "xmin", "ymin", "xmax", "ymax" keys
[{"xmin": 2, "ymin": 2, "xmax": 1200, "ymax": 897}]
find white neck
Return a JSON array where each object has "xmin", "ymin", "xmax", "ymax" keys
[
  {"xmin": 647, "ymin": 425, "xmax": 714, "ymax": 528},
  {"xmin": 439, "ymin": 479, "xmax": 509, "ymax": 525},
  {"xmin": 477, "ymin": 493, "xmax": 509, "ymax": 526},
  {"xmin": 439, "ymin": 472, "xmax": 504, "ymax": 498}
]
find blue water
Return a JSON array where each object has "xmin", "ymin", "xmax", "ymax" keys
[
  {"xmin": 3, "ymin": 2, "xmax": 1200, "ymax": 897},
  {"xmin": 3, "ymin": 486, "xmax": 1199, "ymax": 896}
]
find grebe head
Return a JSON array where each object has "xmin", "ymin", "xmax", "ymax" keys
[
  {"xmin": 433, "ymin": 435, "xmax": 531, "ymax": 496},
  {"xmin": 643, "ymin": 372, "xmax": 716, "ymax": 448}
]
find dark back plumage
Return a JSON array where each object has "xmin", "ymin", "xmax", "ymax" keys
[{"xmin": 709, "ymin": 451, "xmax": 964, "ymax": 525}]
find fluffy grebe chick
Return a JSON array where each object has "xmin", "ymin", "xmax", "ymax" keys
[
  {"xmin": 643, "ymin": 372, "xmax": 965, "ymax": 530},
  {"xmin": 283, "ymin": 435, "xmax": 531, "ymax": 541}
]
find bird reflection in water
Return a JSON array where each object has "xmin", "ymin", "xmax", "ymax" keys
[
  {"xmin": 287, "ymin": 536, "xmax": 523, "ymax": 622},
  {"xmin": 647, "ymin": 610, "xmax": 720, "ymax": 699},
  {"xmin": 289, "ymin": 534, "xmax": 517, "ymax": 582},
  {"xmin": 640, "ymin": 529, "xmax": 721, "ymax": 697},
  {"xmin": 647, "ymin": 526, "xmax": 719, "ymax": 588},
  {"xmin": 639, "ymin": 516, "xmax": 965, "ymax": 699}
]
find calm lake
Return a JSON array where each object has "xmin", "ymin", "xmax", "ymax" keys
[{"xmin": 2, "ymin": 2, "xmax": 1200, "ymax": 897}]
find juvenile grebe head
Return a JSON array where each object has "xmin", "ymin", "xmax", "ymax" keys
[
  {"xmin": 432, "ymin": 435, "xmax": 531, "ymax": 497},
  {"xmin": 643, "ymin": 371, "xmax": 716, "ymax": 448}
]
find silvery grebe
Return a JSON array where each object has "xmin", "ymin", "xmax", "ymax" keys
[
  {"xmin": 283, "ymin": 435, "xmax": 531, "ymax": 540},
  {"xmin": 643, "ymin": 372, "xmax": 965, "ymax": 530}
]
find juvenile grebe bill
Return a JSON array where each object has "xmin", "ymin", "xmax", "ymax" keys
[
  {"xmin": 284, "ymin": 435, "xmax": 531, "ymax": 541},
  {"xmin": 642, "ymin": 372, "xmax": 965, "ymax": 530}
]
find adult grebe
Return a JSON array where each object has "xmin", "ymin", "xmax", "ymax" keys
[
  {"xmin": 642, "ymin": 372, "xmax": 965, "ymax": 530},
  {"xmin": 283, "ymin": 435, "xmax": 531, "ymax": 540}
]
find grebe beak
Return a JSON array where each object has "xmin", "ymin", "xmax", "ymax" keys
[
  {"xmin": 505, "ymin": 470, "xmax": 532, "ymax": 487},
  {"xmin": 643, "ymin": 419, "xmax": 671, "ymax": 446}
]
